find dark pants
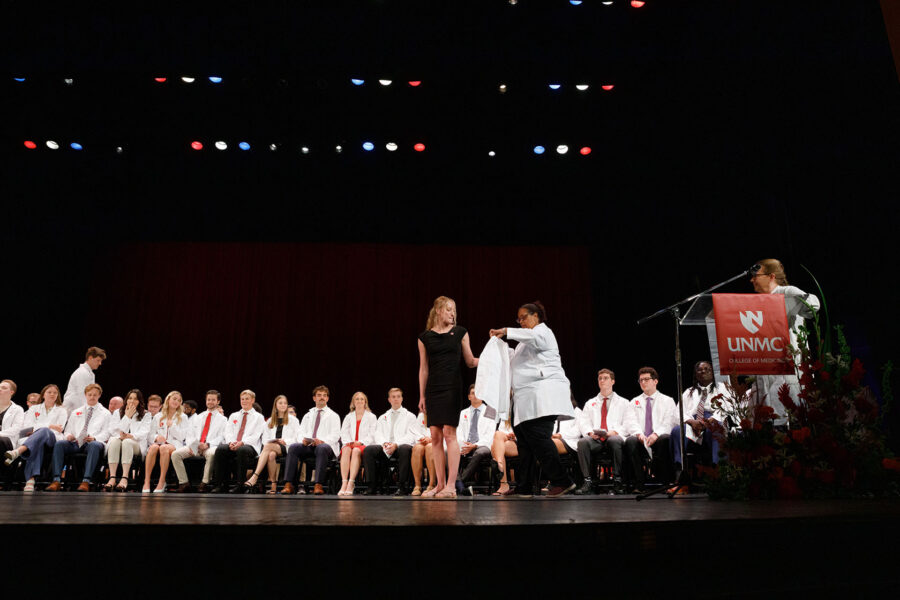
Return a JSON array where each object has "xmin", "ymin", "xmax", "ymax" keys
[
  {"xmin": 625, "ymin": 434, "xmax": 674, "ymax": 488},
  {"xmin": 459, "ymin": 445, "xmax": 491, "ymax": 483},
  {"xmin": 513, "ymin": 415, "xmax": 573, "ymax": 491},
  {"xmin": 50, "ymin": 440, "xmax": 105, "ymax": 483},
  {"xmin": 212, "ymin": 444, "xmax": 258, "ymax": 487},
  {"xmin": 577, "ymin": 435, "xmax": 625, "ymax": 480},
  {"xmin": 284, "ymin": 442, "xmax": 334, "ymax": 485},
  {"xmin": 671, "ymin": 417, "xmax": 720, "ymax": 467},
  {"xmin": 363, "ymin": 444, "xmax": 412, "ymax": 489},
  {"xmin": 22, "ymin": 427, "xmax": 57, "ymax": 481}
]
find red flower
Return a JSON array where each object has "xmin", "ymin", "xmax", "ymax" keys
[
  {"xmin": 817, "ymin": 470, "xmax": 835, "ymax": 485},
  {"xmin": 820, "ymin": 371, "xmax": 832, "ymax": 382},
  {"xmin": 882, "ymin": 457, "xmax": 900, "ymax": 472},
  {"xmin": 790, "ymin": 427, "xmax": 811, "ymax": 443},
  {"xmin": 843, "ymin": 359, "xmax": 866, "ymax": 387},
  {"xmin": 810, "ymin": 360, "xmax": 824, "ymax": 371},
  {"xmin": 776, "ymin": 476, "xmax": 803, "ymax": 499}
]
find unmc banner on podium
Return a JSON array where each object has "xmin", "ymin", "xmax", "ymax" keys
[{"xmin": 712, "ymin": 293, "xmax": 793, "ymax": 375}]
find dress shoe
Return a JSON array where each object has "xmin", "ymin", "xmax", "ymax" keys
[
  {"xmin": 393, "ymin": 486, "xmax": 409, "ymax": 497},
  {"xmin": 546, "ymin": 483, "xmax": 576, "ymax": 498},
  {"xmin": 667, "ymin": 484, "xmax": 690, "ymax": 496},
  {"xmin": 45, "ymin": 480, "xmax": 62, "ymax": 492},
  {"xmin": 364, "ymin": 485, "xmax": 379, "ymax": 496},
  {"xmin": 209, "ymin": 485, "xmax": 226, "ymax": 494},
  {"xmin": 196, "ymin": 483, "xmax": 209, "ymax": 493},
  {"xmin": 228, "ymin": 484, "xmax": 246, "ymax": 494},
  {"xmin": 172, "ymin": 483, "xmax": 193, "ymax": 493},
  {"xmin": 513, "ymin": 488, "xmax": 533, "ymax": 498},
  {"xmin": 76, "ymin": 481, "xmax": 91, "ymax": 492},
  {"xmin": 296, "ymin": 485, "xmax": 306, "ymax": 495},
  {"xmin": 574, "ymin": 478, "xmax": 593, "ymax": 496},
  {"xmin": 279, "ymin": 482, "xmax": 295, "ymax": 495},
  {"xmin": 313, "ymin": 483, "xmax": 325, "ymax": 495}
]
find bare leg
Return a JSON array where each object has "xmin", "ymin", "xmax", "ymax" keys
[
  {"xmin": 143, "ymin": 445, "xmax": 159, "ymax": 490},
  {"xmin": 411, "ymin": 443, "xmax": 425, "ymax": 488},
  {"xmin": 339, "ymin": 447, "xmax": 352, "ymax": 494},
  {"xmin": 423, "ymin": 426, "xmax": 445, "ymax": 497},
  {"xmin": 425, "ymin": 443, "xmax": 436, "ymax": 491},
  {"xmin": 266, "ymin": 447, "xmax": 280, "ymax": 491},
  {"xmin": 156, "ymin": 445, "xmax": 174, "ymax": 491},
  {"xmin": 491, "ymin": 431, "xmax": 508, "ymax": 490},
  {"xmin": 249, "ymin": 443, "xmax": 275, "ymax": 484},
  {"xmin": 442, "ymin": 425, "xmax": 461, "ymax": 496}
]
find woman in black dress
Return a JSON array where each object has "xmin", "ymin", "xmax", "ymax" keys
[{"xmin": 418, "ymin": 296, "xmax": 479, "ymax": 498}]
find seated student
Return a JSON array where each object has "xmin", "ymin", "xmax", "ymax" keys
[
  {"xmin": 107, "ymin": 396, "xmax": 124, "ymax": 416},
  {"xmin": 142, "ymin": 391, "xmax": 191, "ymax": 493},
  {"xmin": 171, "ymin": 390, "xmax": 227, "ymax": 493},
  {"xmin": 552, "ymin": 395, "xmax": 585, "ymax": 458},
  {"xmin": 337, "ymin": 391, "xmax": 376, "ymax": 496},
  {"xmin": 410, "ymin": 411, "xmax": 436, "ymax": 496},
  {"xmin": 491, "ymin": 418, "xmax": 518, "ymax": 496},
  {"xmin": 0, "ymin": 379, "xmax": 25, "ymax": 455},
  {"xmin": 670, "ymin": 362, "xmax": 730, "ymax": 482},
  {"xmin": 624, "ymin": 367, "xmax": 677, "ymax": 493},
  {"xmin": 182, "ymin": 400, "xmax": 199, "ymax": 424},
  {"xmin": 245, "ymin": 394, "xmax": 301, "ymax": 493},
  {"xmin": 146, "ymin": 394, "xmax": 162, "ymax": 418},
  {"xmin": 280, "ymin": 386, "xmax": 340, "ymax": 495},
  {"xmin": 4, "ymin": 384, "xmax": 67, "ymax": 492},
  {"xmin": 575, "ymin": 369, "xmax": 636, "ymax": 495},
  {"xmin": 455, "ymin": 385, "xmax": 497, "ymax": 496},
  {"xmin": 363, "ymin": 388, "xmax": 418, "ymax": 496},
  {"xmin": 104, "ymin": 389, "xmax": 151, "ymax": 491},
  {"xmin": 26, "ymin": 393, "xmax": 41, "ymax": 408},
  {"xmin": 45, "ymin": 383, "xmax": 111, "ymax": 492},
  {"xmin": 211, "ymin": 389, "xmax": 266, "ymax": 493}
]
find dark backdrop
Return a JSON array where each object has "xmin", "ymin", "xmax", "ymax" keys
[{"xmin": 1, "ymin": 1, "xmax": 898, "ymax": 437}]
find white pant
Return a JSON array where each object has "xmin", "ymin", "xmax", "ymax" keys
[
  {"xmin": 107, "ymin": 438, "xmax": 142, "ymax": 465},
  {"xmin": 171, "ymin": 446, "xmax": 216, "ymax": 484},
  {"xmin": 754, "ymin": 374, "xmax": 800, "ymax": 427}
]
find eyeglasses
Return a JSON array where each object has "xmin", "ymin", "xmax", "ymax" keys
[
  {"xmin": 638, "ymin": 377, "xmax": 654, "ymax": 382},
  {"xmin": 516, "ymin": 313, "xmax": 532, "ymax": 323},
  {"xmin": 751, "ymin": 272, "xmax": 771, "ymax": 279}
]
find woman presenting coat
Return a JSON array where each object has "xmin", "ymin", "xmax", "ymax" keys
[{"xmin": 490, "ymin": 301, "xmax": 575, "ymax": 497}]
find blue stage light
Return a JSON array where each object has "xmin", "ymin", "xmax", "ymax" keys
[
  {"xmin": 351, "ymin": 78, "xmax": 365, "ymax": 86},
  {"xmin": 549, "ymin": 84, "xmax": 561, "ymax": 90},
  {"xmin": 362, "ymin": 142, "xmax": 375, "ymax": 151},
  {"xmin": 14, "ymin": 78, "xmax": 25, "ymax": 82},
  {"xmin": 70, "ymin": 142, "xmax": 83, "ymax": 150},
  {"xmin": 570, "ymin": 1, "xmax": 583, "ymax": 5},
  {"xmin": 238, "ymin": 142, "xmax": 250, "ymax": 151},
  {"xmin": 209, "ymin": 76, "xmax": 223, "ymax": 83},
  {"xmin": 533, "ymin": 146, "xmax": 545, "ymax": 154}
]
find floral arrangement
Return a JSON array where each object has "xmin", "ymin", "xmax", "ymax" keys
[{"xmin": 700, "ymin": 286, "xmax": 896, "ymax": 500}]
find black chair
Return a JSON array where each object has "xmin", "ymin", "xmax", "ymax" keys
[{"xmin": 300, "ymin": 456, "xmax": 340, "ymax": 494}]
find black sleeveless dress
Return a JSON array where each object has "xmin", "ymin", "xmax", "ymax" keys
[{"xmin": 418, "ymin": 325, "xmax": 467, "ymax": 427}]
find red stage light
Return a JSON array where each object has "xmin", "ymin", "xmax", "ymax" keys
[
  {"xmin": 191, "ymin": 141, "xmax": 203, "ymax": 150},
  {"xmin": 408, "ymin": 81, "xmax": 422, "ymax": 87},
  {"xmin": 24, "ymin": 140, "xmax": 37, "ymax": 149},
  {"xmin": 580, "ymin": 146, "xmax": 592, "ymax": 156},
  {"xmin": 154, "ymin": 77, "xmax": 167, "ymax": 83},
  {"xmin": 414, "ymin": 143, "xmax": 426, "ymax": 152},
  {"xmin": 631, "ymin": 1, "xmax": 646, "ymax": 7},
  {"xmin": 601, "ymin": 84, "xmax": 614, "ymax": 91}
]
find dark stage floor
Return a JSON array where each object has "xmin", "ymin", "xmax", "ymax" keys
[{"xmin": 4, "ymin": 492, "xmax": 900, "ymax": 597}]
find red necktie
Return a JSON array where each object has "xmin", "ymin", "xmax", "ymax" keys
[
  {"xmin": 200, "ymin": 412, "xmax": 212, "ymax": 443},
  {"xmin": 236, "ymin": 412, "xmax": 248, "ymax": 442},
  {"xmin": 601, "ymin": 397, "xmax": 609, "ymax": 430}
]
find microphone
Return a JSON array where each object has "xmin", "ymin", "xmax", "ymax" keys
[{"xmin": 748, "ymin": 263, "xmax": 761, "ymax": 276}]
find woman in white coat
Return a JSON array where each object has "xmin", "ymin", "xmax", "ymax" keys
[
  {"xmin": 3, "ymin": 384, "xmax": 67, "ymax": 491},
  {"xmin": 104, "ymin": 389, "xmax": 152, "ymax": 491},
  {"xmin": 245, "ymin": 394, "xmax": 300, "ymax": 493},
  {"xmin": 490, "ymin": 301, "xmax": 576, "ymax": 497},
  {"xmin": 142, "ymin": 390, "xmax": 190, "ymax": 493},
  {"xmin": 337, "ymin": 391, "xmax": 377, "ymax": 496}
]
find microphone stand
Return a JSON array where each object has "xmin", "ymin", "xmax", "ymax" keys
[{"xmin": 634, "ymin": 267, "xmax": 754, "ymax": 500}]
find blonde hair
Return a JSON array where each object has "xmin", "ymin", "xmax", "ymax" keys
[
  {"xmin": 349, "ymin": 391, "xmax": 370, "ymax": 414},
  {"xmin": 268, "ymin": 395, "xmax": 289, "ymax": 428},
  {"xmin": 84, "ymin": 383, "xmax": 102, "ymax": 395},
  {"xmin": 161, "ymin": 391, "xmax": 185, "ymax": 424},
  {"xmin": 756, "ymin": 258, "xmax": 789, "ymax": 286},
  {"xmin": 425, "ymin": 296, "xmax": 455, "ymax": 330},
  {"xmin": 240, "ymin": 389, "xmax": 256, "ymax": 400}
]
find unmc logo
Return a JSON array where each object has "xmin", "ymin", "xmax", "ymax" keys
[{"xmin": 739, "ymin": 310, "xmax": 763, "ymax": 334}]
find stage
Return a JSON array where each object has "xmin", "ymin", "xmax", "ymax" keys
[{"xmin": 5, "ymin": 492, "xmax": 900, "ymax": 596}]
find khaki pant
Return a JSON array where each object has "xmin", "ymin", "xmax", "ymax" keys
[
  {"xmin": 171, "ymin": 446, "xmax": 216, "ymax": 485},
  {"xmin": 107, "ymin": 438, "xmax": 142, "ymax": 465}
]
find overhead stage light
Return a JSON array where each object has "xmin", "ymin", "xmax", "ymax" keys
[
  {"xmin": 533, "ymin": 146, "xmax": 545, "ymax": 155},
  {"xmin": 70, "ymin": 142, "xmax": 83, "ymax": 150},
  {"xmin": 631, "ymin": 1, "xmax": 645, "ymax": 6},
  {"xmin": 191, "ymin": 141, "xmax": 203, "ymax": 150},
  {"xmin": 549, "ymin": 84, "xmax": 561, "ymax": 90},
  {"xmin": 576, "ymin": 84, "xmax": 589, "ymax": 91},
  {"xmin": 556, "ymin": 145, "xmax": 569, "ymax": 155},
  {"xmin": 488, "ymin": 151, "xmax": 496, "ymax": 157},
  {"xmin": 499, "ymin": 84, "xmax": 507, "ymax": 93},
  {"xmin": 23, "ymin": 140, "xmax": 37, "ymax": 149},
  {"xmin": 335, "ymin": 145, "xmax": 343, "ymax": 153},
  {"xmin": 408, "ymin": 81, "xmax": 421, "ymax": 87},
  {"xmin": 181, "ymin": 77, "xmax": 195, "ymax": 83},
  {"xmin": 301, "ymin": 146, "xmax": 310, "ymax": 154},
  {"xmin": 238, "ymin": 142, "xmax": 250, "ymax": 150},
  {"xmin": 209, "ymin": 77, "xmax": 223, "ymax": 83},
  {"xmin": 580, "ymin": 146, "xmax": 592, "ymax": 155},
  {"xmin": 570, "ymin": 1, "xmax": 583, "ymax": 5},
  {"xmin": 14, "ymin": 78, "xmax": 25, "ymax": 82},
  {"xmin": 362, "ymin": 142, "xmax": 375, "ymax": 151},
  {"xmin": 154, "ymin": 77, "xmax": 167, "ymax": 83},
  {"xmin": 386, "ymin": 142, "xmax": 398, "ymax": 151},
  {"xmin": 46, "ymin": 140, "xmax": 59, "ymax": 150},
  {"xmin": 215, "ymin": 141, "xmax": 227, "ymax": 150},
  {"xmin": 414, "ymin": 143, "xmax": 425, "ymax": 152},
  {"xmin": 269, "ymin": 144, "xmax": 278, "ymax": 151},
  {"xmin": 378, "ymin": 79, "xmax": 392, "ymax": 86},
  {"xmin": 351, "ymin": 78, "xmax": 365, "ymax": 86},
  {"xmin": 64, "ymin": 78, "xmax": 73, "ymax": 86},
  {"xmin": 603, "ymin": 1, "xmax": 614, "ymax": 5},
  {"xmin": 116, "ymin": 146, "xmax": 124, "ymax": 154},
  {"xmin": 602, "ymin": 84, "xmax": 615, "ymax": 91}
]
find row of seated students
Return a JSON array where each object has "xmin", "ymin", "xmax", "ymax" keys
[{"xmin": 0, "ymin": 362, "xmax": 728, "ymax": 495}]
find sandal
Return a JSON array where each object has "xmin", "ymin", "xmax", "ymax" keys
[
  {"xmin": 411, "ymin": 486, "xmax": 422, "ymax": 496},
  {"xmin": 23, "ymin": 479, "xmax": 35, "ymax": 492},
  {"xmin": 102, "ymin": 479, "xmax": 116, "ymax": 492},
  {"xmin": 116, "ymin": 478, "xmax": 129, "ymax": 492},
  {"xmin": 435, "ymin": 489, "xmax": 457, "ymax": 499},
  {"xmin": 243, "ymin": 472, "xmax": 261, "ymax": 490}
]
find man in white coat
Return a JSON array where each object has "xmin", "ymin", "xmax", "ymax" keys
[
  {"xmin": 455, "ymin": 385, "xmax": 497, "ymax": 496},
  {"xmin": 46, "ymin": 383, "xmax": 111, "ymax": 492},
  {"xmin": 210, "ymin": 389, "xmax": 266, "ymax": 493},
  {"xmin": 363, "ymin": 388, "xmax": 418, "ymax": 496},
  {"xmin": 280, "ymin": 385, "xmax": 341, "ymax": 495},
  {"xmin": 62, "ymin": 346, "xmax": 106, "ymax": 414},
  {"xmin": 624, "ymin": 367, "xmax": 677, "ymax": 492},
  {"xmin": 575, "ymin": 368, "xmax": 637, "ymax": 495},
  {"xmin": 171, "ymin": 390, "xmax": 227, "ymax": 492}
]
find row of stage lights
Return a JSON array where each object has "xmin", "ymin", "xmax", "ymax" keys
[
  {"xmin": 510, "ymin": 0, "xmax": 646, "ymax": 5},
  {"xmin": 11, "ymin": 77, "xmax": 616, "ymax": 93},
  {"xmin": 20, "ymin": 140, "xmax": 594, "ymax": 156}
]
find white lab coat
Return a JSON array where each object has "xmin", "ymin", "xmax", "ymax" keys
[
  {"xmin": 507, "ymin": 323, "xmax": 575, "ymax": 426},
  {"xmin": 109, "ymin": 411, "xmax": 153, "ymax": 454},
  {"xmin": 188, "ymin": 410, "xmax": 228, "ymax": 454},
  {"xmin": 456, "ymin": 404, "xmax": 497, "ymax": 448},
  {"xmin": 373, "ymin": 407, "xmax": 418, "ymax": 454},
  {"xmin": 20, "ymin": 404, "xmax": 68, "ymax": 445},
  {"xmin": 149, "ymin": 412, "xmax": 191, "ymax": 450},
  {"xmin": 297, "ymin": 406, "xmax": 341, "ymax": 456},
  {"xmin": 261, "ymin": 414, "xmax": 302, "ymax": 447},
  {"xmin": 475, "ymin": 336, "xmax": 511, "ymax": 420},
  {"xmin": 224, "ymin": 409, "xmax": 267, "ymax": 454},
  {"xmin": 0, "ymin": 402, "xmax": 26, "ymax": 447},
  {"xmin": 62, "ymin": 363, "xmax": 95, "ymax": 414},
  {"xmin": 340, "ymin": 411, "xmax": 377, "ymax": 446},
  {"xmin": 581, "ymin": 392, "xmax": 638, "ymax": 438},
  {"xmin": 63, "ymin": 403, "xmax": 111, "ymax": 447}
]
